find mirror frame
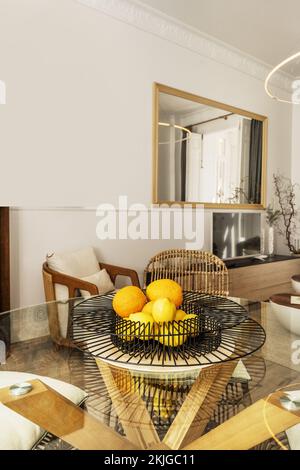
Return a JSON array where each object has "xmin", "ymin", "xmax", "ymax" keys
[{"xmin": 152, "ymin": 83, "xmax": 268, "ymax": 209}]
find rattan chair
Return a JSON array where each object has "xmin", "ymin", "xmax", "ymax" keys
[{"xmin": 144, "ymin": 249, "xmax": 229, "ymax": 296}]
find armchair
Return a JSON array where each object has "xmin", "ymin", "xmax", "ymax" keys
[
  {"xmin": 42, "ymin": 248, "xmax": 140, "ymax": 347},
  {"xmin": 43, "ymin": 261, "xmax": 140, "ymax": 301}
]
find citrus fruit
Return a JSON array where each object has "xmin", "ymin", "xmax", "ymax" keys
[
  {"xmin": 129, "ymin": 312, "xmax": 154, "ymax": 339},
  {"xmin": 142, "ymin": 300, "xmax": 155, "ymax": 315},
  {"xmin": 146, "ymin": 279, "xmax": 183, "ymax": 307},
  {"xmin": 152, "ymin": 322, "xmax": 160, "ymax": 341},
  {"xmin": 153, "ymin": 388, "xmax": 172, "ymax": 419},
  {"xmin": 158, "ymin": 321, "xmax": 187, "ymax": 347},
  {"xmin": 116, "ymin": 317, "xmax": 134, "ymax": 342},
  {"xmin": 113, "ymin": 286, "xmax": 147, "ymax": 318},
  {"xmin": 174, "ymin": 309, "xmax": 186, "ymax": 321},
  {"xmin": 152, "ymin": 298, "xmax": 176, "ymax": 323},
  {"xmin": 183, "ymin": 313, "xmax": 199, "ymax": 336},
  {"xmin": 171, "ymin": 321, "xmax": 187, "ymax": 346}
]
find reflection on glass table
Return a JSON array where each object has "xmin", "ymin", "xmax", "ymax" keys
[{"xmin": 0, "ymin": 295, "xmax": 300, "ymax": 451}]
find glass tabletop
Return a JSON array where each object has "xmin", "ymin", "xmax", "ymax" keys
[{"xmin": 0, "ymin": 295, "xmax": 300, "ymax": 451}]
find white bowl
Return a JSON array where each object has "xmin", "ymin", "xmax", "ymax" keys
[
  {"xmin": 291, "ymin": 276, "xmax": 300, "ymax": 294},
  {"xmin": 270, "ymin": 300, "xmax": 300, "ymax": 336}
]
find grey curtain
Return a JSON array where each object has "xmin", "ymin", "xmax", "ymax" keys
[
  {"xmin": 181, "ymin": 130, "xmax": 187, "ymax": 201},
  {"xmin": 248, "ymin": 119, "xmax": 262, "ymax": 204}
]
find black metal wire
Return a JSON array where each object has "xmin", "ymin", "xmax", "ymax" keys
[
  {"xmin": 70, "ymin": 292, "xmax": 266, "ymax": 369},
  {"xmin": 183, "ymin": 292, "xmax": 249, "ymax": 328}
]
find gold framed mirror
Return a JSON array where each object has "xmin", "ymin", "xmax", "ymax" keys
[{"xmin": 153, "ymin": 83, "xmax": 268, "ymax": 209}]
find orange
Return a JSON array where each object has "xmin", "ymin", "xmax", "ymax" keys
[
  {"xmin": 113, "ymin": 286, "xmax": 147, "ymax": 318},
  {"xmin": 146, "ymin": 279, "xmax": 183, "ymax": 307}
]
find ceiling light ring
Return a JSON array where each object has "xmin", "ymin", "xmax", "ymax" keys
[
  {"xmin": 158, "ymin": 122, "xmax": 193, "ymax": 145},
  {"xmin": 265, "ymin": 52, "xmax": 300, "ymax": 104},
  {"xmin": 159, "ymin": 122, "xmax": 192, "ymax": 134}
]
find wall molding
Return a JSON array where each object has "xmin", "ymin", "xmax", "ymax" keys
[{"xmin": 77, "ymin": 0, "xmax": 292, "ymax": 93}]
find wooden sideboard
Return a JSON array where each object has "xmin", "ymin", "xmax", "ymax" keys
[{"xmin": 227, "ymin": 255, "xmax": 300, "ymax": 302}]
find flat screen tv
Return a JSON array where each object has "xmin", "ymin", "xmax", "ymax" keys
[{"xmin": 213, "ymin": 212, "xmax": 261, "ymax": 260}]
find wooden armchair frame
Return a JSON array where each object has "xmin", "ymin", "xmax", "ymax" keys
[{"xmin": 42, "ymin": 261, "xmax": 140, "ymax": 347}]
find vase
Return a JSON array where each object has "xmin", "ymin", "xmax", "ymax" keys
[{"xmin": 267, "ymin": 226, "xmax": 274, "ymax": 256}]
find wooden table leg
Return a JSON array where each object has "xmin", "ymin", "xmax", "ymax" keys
[
  {"xmin": 0, "ymin": 379, "xmax": 138, "ymax": 450},
  {"xmin": 183, "ymin": 391, "xmax": 300, "ymax": 450},
  {"xmin": 163, "ymin": 364, "xmax": 220, "ymax": 450},
  {"xmin": 180, "ymin": 361, "xmax": 239, "ymax": 447},
  {"xmin": 163, "ymin": 361, "xmax": 238, "ymax": 450},
  {"xmin": 96, "ymin": 359, "xmax": 161, "ymax": 449}
]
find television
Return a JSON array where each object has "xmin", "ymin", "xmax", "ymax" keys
[{"xmin": 213, "ymin": 212, "xmax": 261, "ymax": 260}]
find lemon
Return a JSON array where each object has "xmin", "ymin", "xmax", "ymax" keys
[
  {"xmin": 146, "ymin": 279, "xmax": 183, "ymax": 307},
  {"xmin": 116, "ymin": 317, "xmax": 134, "ymax": 342},
  {"xmin": 183, "ymin": 313, "xmax": 199, "ymax": 337},
  {"xmin": 158, "ymin": 321, "xmax": 187, "ymax": 347},
  {"xmin": 174, "ymin": 309, "xmax": 186, "ymax": 321},
  {"xmin": 152, "ymin": 298, "xmax": 176, "ymax": 323},
  {"xmin": 153, "ymin": 322, "xmax": 160, "ymax": 341},
  {"xmin": 129, "ymin": 312, "xmax": 154, "ymax": 340},
  {"xmin": 142, "ymin": 301, "xmax": 155, "ymax": 315},
  {"xmin": 153, "ymin": 388, "xmax": 172, "ymax": 419},
  {"xmin": 171, "ymin": 321, "xmax": 187, "ymax": 346}
]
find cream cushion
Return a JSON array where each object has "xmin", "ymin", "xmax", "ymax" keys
[
  {"xmin": 46, "ymin": 247, "xmax": 101, "ymax": 336},
  {"xmin": 80, "ymin": 269, "xmax": 115, "ymax": 298},
  {"xmin": 47, "ymin": 247, "xmax": 100, "ymax": 279},
  {"xmin": 0, "ymin": 371, "xmax": 88, "ymax": 450}
]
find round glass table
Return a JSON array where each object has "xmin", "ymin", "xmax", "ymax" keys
[{"xmin": 0, "ymin": 294, "xmax": 300, "ymax": 451}]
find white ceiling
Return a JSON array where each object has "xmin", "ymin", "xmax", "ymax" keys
[
  {"xmin": 138, "ymin": 0, "xmax": 300, "ymax": 72},
  {"xmin": 160, "ymin": 93, "xmax": 207, "ymax": 114},
  {"xmin": 159, "ymin": 92, "xmax": 226, "ymax": 120}
]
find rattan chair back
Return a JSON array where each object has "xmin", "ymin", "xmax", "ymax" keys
[{"xmin": 144, "ymin": 249, "xmax": 229, "ymax": 296}]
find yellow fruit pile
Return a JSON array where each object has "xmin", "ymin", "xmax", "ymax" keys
[{"xmin": 113, "ymin": 279, "xmax": 199, "ymax": 346}]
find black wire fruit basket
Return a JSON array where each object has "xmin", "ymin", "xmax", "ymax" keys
[
  {"xmin": 71, "ymin": 292, "xmax": 266, "ymax": 370},
  {"xmin": 112, "ymin": 299, "xmax": 221, "ymax": 357}
]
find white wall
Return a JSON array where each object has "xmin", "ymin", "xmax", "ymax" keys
[
  {"xmin": 8, "ymin": 206, "xmax": 278, "ymax": 308},
  {"xmin": 10, "ymin": 207, "xmax": 198, "ymax": 308},
  {"xmin": 289, "ymin": 102, "xmax": 300, "ymax": 250},
  {"xmin": 0, "ymin": 0, "xmax": 292, "ymax": 206},
  {"xmin": 1, "ymin": 0, "xmax": 294, "ymax": 307},
  {"xmin": 292, "ymin": 104, "xmax": 300, "ymax": 189}
]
